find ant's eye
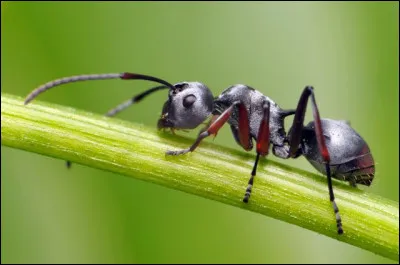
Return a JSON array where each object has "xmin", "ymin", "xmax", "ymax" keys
[{"xmin": 183, "ymin": 94, "xmax": 197, "ymax": 108}]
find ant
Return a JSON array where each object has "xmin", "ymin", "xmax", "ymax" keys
[{"xmin": 24, "ymin": 72, "xmax": 375, "ymax": 235}]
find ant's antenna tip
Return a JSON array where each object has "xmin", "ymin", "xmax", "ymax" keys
[{"xmin": 24, "ymin": 94, "xmax": 34, "ymax": 105}]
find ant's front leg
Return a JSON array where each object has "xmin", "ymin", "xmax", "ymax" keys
[
  {"xmin": 165, "ymin": 101, "xmax": 247, "ymax": 156},
  {"xmin": 166, "ymin": 100, "xmax": 271, "ymax": 205}
]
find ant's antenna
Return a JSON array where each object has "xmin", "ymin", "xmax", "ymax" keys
[{"xmin": 24, "ymin": 72, "xmax": 175, "ymax": 105}]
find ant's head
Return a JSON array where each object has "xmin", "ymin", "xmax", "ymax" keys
[{"xmin": 157, "ymin": 82, "xmax": 214, "ymax": 130}]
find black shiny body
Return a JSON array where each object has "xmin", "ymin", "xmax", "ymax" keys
[{"xmin": 156, "ymin": 82, "xmax": 376, "ymax": 188}]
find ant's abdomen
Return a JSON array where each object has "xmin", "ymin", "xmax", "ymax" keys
[
  {"xmin": 332, "ymin": 148, "xmax": 375, "ymax": 186},
  {"xmin": 302, "ymin": 119, "xmax": 375, "ymax": 186}
]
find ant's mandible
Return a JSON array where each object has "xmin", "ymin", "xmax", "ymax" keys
[{"xmin": 24, "ymin": 72, "xmax": 375, "ymax": 235}]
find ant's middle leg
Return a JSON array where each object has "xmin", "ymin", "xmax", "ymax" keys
[{"xmin": 243, "ymin": 101, "xmax": 270, "ymax": 203}]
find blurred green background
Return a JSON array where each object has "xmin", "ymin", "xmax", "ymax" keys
[{"xmin": 1, "ymin": 2, "xmax": 398, "ymax": 264}]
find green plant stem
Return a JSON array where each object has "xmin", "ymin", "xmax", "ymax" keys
[{"xmin": 1, "ymin": 93, "xmax": 399, "ymax": 261}]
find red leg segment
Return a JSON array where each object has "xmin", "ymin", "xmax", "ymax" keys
[
  {"xmin": 166, "ymin": 101, "xmax": 250, "ymax": 156},
  {"xmin": 238, "ymin": 104, "xmax": 251, "ymax": 150},
  {"xmin": 256, "ymin": 102, "xmax": 271, "ymax": 156},
  {"xmin": 287, "ymin": 86, "xmax": 343, "ymax": 235},
  {"xmin": 243, "ymin": 101, "xmax": 271, "ymax": 203}
]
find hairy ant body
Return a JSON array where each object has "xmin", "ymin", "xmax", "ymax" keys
[{"xmin": 24, "ymin": 72, "xmax": 375, "ymax": 235}]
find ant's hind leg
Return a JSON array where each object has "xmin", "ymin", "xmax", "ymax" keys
[{"xmin": 287, "ymin": 86, "xmax": 343, "ymax": 235}]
